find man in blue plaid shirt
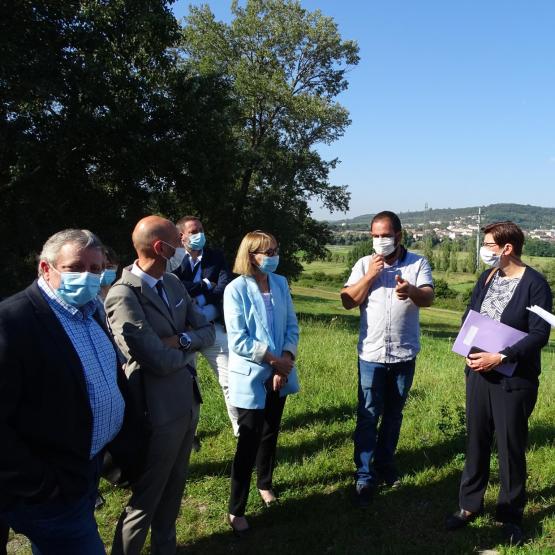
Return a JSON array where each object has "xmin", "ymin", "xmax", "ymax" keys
[{"xmin": 0, "ymin": 229, "xmax": 125, "ymax": 555}]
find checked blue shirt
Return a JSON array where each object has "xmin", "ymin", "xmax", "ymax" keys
[{"xmin": 38, "ymin": 277, "xmax": 125, "ymax": 458}]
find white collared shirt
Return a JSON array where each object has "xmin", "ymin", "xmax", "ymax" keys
[
  {"xmin": 345, "ymin": 250, "xmax": 433, "ymax": 363},
  {"xmin": 185, "ymin": 250, "xmax": 213, "ymax": 304},
  {"xmin": 184, "ymin": 250, "xmax": 219, "ymax": 321},
  {"xmin": 187, "ymin": 249, "xmax": 203, "ymax": 273},
  {"xmin": 131, "ymin": 261, "xmax": 169, "ymax": 305}
]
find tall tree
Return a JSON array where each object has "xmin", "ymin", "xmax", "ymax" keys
[
  {"xmin": 0, "ymin": 1, "xmax": 241, "ymax": 296},
  {"xmin": 449, "ymin": 244, "xmax": 459, "ymax": 273},
  {"xmin": 440, "ymin": 239, "xmax": 451, "ymax": 271},
  {"xmin": 0, "ymin": 1, "xmax": 180, "ymax": 294},
  {"xmin": 181, "ymin": 0, "xmax": 359, "ymax": 278},
  {"xmin": 423, "ymin": 234, "xmax": 435, "ymax": 270}
]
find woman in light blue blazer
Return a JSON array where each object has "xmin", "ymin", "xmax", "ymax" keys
[{"xmin": 224, "ymin": 230, "xmax": 299, "ymax": 535}]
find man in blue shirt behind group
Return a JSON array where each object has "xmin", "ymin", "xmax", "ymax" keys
[{"xmin": 341, "ymin": 211, "xmax": 434, "ymax": 508}]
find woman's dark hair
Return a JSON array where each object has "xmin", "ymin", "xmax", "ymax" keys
[{"xmin": 481, "ymin": 221, "xmax": 524, "ymax": 256}]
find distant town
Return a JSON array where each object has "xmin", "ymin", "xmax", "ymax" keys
[{"xmin": 327, "ymin": 204, "xmax": 555, "ymax": 244}]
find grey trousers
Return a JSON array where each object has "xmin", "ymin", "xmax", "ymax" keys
[{"xmin": 111, "ymin": 402, "xmax": 200, "ymax": 555}]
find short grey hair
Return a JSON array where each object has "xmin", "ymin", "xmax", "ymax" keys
[{"xmin": 38, "ymin": 229, "xmax": 104, "ymax": 275}]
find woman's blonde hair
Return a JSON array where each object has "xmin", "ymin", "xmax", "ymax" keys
[{"xmin": 233, "ymin": 230, "xmax": 277, "ymax": 276}]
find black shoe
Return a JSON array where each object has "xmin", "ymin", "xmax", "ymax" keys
[
  {"xmin": 355, "ymin": 484, "xmax": 375, "ymax": 508},
  {"xmin": 258, "ymin": 489, "xmax": 279, "ymax": 508},
  {"xmin": 502, "ymin": 522, "xmax": 524, "ymax": 545},
  {"xmin": 385, "ymin": 477, "xmax": 401, "ymax": 488},
  {"xmin": 445, "ymin": 509, "xmax": 480, "ymax": 531},
  {"xmin": 227, "ymin": 514, "xmax": 249, "ymax": 538},
  {"xmin": 94, "ymin": 494, "xmax": 105, "ymax": 510},
  {"xmin": 377, "ymin": 469, "xmax": 401, "ymax": 488},
  {"xmin": 380, "ymin": 472, "xmax": 401, "ymax": 489},
  {"xmin": 192, "ymin": 435, "xmax": 201, "ymax": 452}
]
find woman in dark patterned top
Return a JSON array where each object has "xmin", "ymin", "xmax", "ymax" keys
[{"xmin": 446, "ymin": 221, "xmax": 552, "ymax": 545}]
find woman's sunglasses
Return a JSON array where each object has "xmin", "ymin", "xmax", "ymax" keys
[{"xmin": 252, "ymin": 247, "xmax": 279, "ymax": 257}]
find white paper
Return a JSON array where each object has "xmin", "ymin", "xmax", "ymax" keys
[
  {"xmin": 462, "ymin": 325, "xmax": 479, "ymax": 346},
  {"xmin": 527, "ymin": 305, "xmax": 555, "ymax": 328}
]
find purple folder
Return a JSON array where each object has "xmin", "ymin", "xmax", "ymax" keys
[{"xmin": 452, "ymin": 310, "xmax": 527, "ymax": 376}]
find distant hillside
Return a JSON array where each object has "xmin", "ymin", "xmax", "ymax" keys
[{"xmin": 328, "ymin": 203, "xmax": 555, "ymax": 230}]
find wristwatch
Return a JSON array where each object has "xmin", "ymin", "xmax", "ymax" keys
[{"xmin": 178, "ymin": 332, "xmax": 192, "ymax": 350}]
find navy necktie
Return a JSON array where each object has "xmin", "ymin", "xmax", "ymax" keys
[{"xmin": 155, "ymin": 281, "xmax": 169, "ymax": 308}]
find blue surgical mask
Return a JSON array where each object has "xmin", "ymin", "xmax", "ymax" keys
[
  {"xmin": 100, "ymin": 268, "xmax": 117, "ymax": 286},
  {"xmin": 187, "ymin": 232, "xmax": 206, "ymax": 251},
  {"xmin": 257, "ymin": 255, "xmax": 279, "ymax": 274},
  {"xmin": 55, "ymin": 271, "xmax": 101, "ymax": 307}
]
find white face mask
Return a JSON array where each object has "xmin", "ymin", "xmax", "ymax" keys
[
  {"xmin": 162, "ymin": 242, "xmax": 187, "ymax": 272},
  {"xmin": 373, "ymin": 236, "xmax": 396, "ymax": 257},
  {"xmin": 479, "ymin": 246, "xmax": 502, "ymax": 268}
]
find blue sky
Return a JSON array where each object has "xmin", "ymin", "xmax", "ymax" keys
[{"xmin": 172, "ymin": 1, "xmax": 555, "ymax": 220}]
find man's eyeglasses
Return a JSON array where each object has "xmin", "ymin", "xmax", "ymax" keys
[
  {"xmin": 252, "ymin": 247, "xmax": 279, "ymax": 257},
  {"xmin": 482, "ymin": 242, "xmax": 498, "ymax": 248}
]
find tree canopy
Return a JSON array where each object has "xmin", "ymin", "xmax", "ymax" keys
[
  {"xmin": 181, "ymin": 0, "xmax": 359, "ymax": 277},
  {"xmin": 1, "ymin": 1, "xmax": 179, "ymax": 290},
  {"xmin": 0, "ymin": 1, "xmax": 241, "ymax": 295},
  {"xmin": 0, "ymin": 0, "xmax": 358, "ymax": 295}
]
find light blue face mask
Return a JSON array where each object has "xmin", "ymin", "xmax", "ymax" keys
[
  {"xmin": 258, "ymin": 255, "xmax": 279, "ymax": 274},
  {"xmin": 161, "ymin": 242, "xmax": 186, "ymax": 272},
  {"xmin": 187, "ymin": 232, "xmax": 206, "ymax": 251},
  {"xmin": 55, "ymin": 271, "xmax": 101, "ymax": 307},
  {"xmin": 100, "ymin": 268, "xmax": 117, "ymax": 286}
]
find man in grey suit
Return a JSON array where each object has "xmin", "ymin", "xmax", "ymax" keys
[{"xmin": 106, "ymin": 215, "xmax": 215, "ymax": 555}]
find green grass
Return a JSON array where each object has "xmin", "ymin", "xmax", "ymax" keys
[
  {"xmin": 431, "ymin": 270, "xmax": 476, "ymax": 292},
  {"xmin": 8, "ymin": 278, "xmax": 555, "ymax": 554},
  {"xmin": 326, "ymin": 245, "xmax": 352, "ymax": 257},
  {"xmin": 299, "ymin": 259, "xmax": 347, "ymax": 276},
  {"xmin": 523, "ymin": 255, "xmax": 555, "ymax": 273}
]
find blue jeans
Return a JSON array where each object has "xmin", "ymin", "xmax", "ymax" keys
[
  {"xmin": 1, "ymin": 456, "xmax": 105, "ymax": 555},
  {"xmin": 354, "ymin": 358, "xmax": 415, "ymax": 487}
]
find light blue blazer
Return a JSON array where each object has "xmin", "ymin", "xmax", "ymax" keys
[{"xmin": 224, "ymin": 273, "xmax": 300, "ymax": 409}]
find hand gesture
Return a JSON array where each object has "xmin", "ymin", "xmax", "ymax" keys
[
  {"xmin": 395, "ymin": 275, "xmax": 413, "ymax": 300},
  {"xmin": 465, "ymin": 352, "xmax": 503, "ymax": 372},
  {"xmin": 273, "ymin": 373, "xmax": 287, "ymax": 391},
  {"xmin": 366, "ymin": 254, "xmax": 385, "ymax": 280},
  {"xmin": 271, "ymin": 355, "xmax": 294, "ymax": 377}
]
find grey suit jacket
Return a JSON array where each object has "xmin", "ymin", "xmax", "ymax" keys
[{"xmin": 105, "ymin": 268, "xmax": 215, "ymax": 427}]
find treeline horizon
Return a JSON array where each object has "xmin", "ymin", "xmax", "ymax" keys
[{"xmin": 328, "ymin": 203, "xmax": 555, "ymax": 230}]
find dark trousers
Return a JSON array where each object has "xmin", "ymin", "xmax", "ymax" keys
[
  {"xmin": 459, "ymin": 370, "xmax": 537, "ymax": 524},
  {"xmin": 1, "ymin": 455, "xmax": 104, "ymax": 555},
  {"xmin": 0, "ymin": 520, "xmax": 8, "ymax": 555},
  {"xmin": 229, "ymin": 391, "xmax": 286, "ymax": 516}
]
